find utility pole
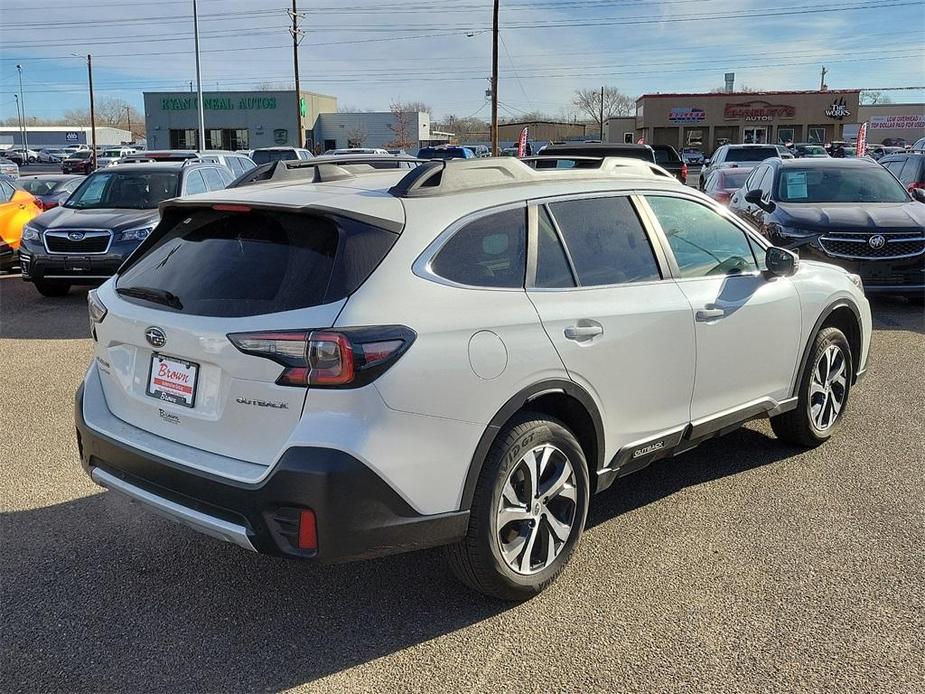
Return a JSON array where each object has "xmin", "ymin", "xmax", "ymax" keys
[
  {"xmin": 490, "ymin": 0, "xmax": 499, "ymax": 155},
  {"xmin": 289, "ymin": 0, "xmax": 304, "ymax": 147},
  {"xmin": 124, "ymin": 105, "xmax": 132, "ymax": 144},
  {"xmin": 599, "ymin": 85, "xmax": 604, "ymax": 141},
  {"xmin": 13, "ymin": 94, "xmax": 25, "ymax": 155},
  {"xmin": 87, "ymin": 54, "xmax": 97, "ymax": 170},
  {"xmin": 15, "ymin": 65, "xmax": 28, "ymax": 160},
  {"xmin": 820, "ymin": 66, "xmax": 828, "ymax": 91},
  {"xmin": 193, "ymin": 0, "xmax": 206, "ymax": 151}
]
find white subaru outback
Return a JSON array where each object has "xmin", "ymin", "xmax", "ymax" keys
[{"xmin": 76, "ymin": 156, "xmax": 871, "ymax": 600}]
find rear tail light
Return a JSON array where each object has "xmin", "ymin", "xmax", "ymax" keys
[
  {"xmin": 297, "ymin": 510, "xmax": 318, "ymax": 551},
  {"xmin": 228, "ymin": 325, "xmax": 415, "ymax": 388},
  {"xmin": 909, "ymin": 181, "xmax": 925, "ymax": 191},
  {"xmin": 680, "ymin": 162, "xmax": 688, "ymax": 183}
]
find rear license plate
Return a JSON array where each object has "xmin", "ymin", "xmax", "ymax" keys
[{"xmin": 146, "ymin": 353, "xmax": 199, "ymax": 408}]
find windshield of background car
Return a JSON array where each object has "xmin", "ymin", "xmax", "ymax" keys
[
  {"xmin": 720, "ymin": 169, "xmax": 752, "ymax": 189},
  {"xmin": 69, "ymin": 151, "xmax": 92, "ymax": 160},
  {"xmin": 777, "ymin": 166, "xmax": 909, "ymax": 203},
  {"xmin": 66, "ymin": 171, "xmax": 180, "ymax": 209},
  {"xmin": 20, "ymin": 179, "xmax": 63, "ymax": 195},
  {"xmin": 251, "ymin": 149, "xmax": 296, "ymax": 165},
  {"xmin": 725, "ymin": 147, "xmax": 777, "ymax": 162}
]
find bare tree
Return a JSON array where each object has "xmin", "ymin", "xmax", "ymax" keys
[
  {"xmin": 346, "ymin": 123, "xmax": 368, "ymax": 148},
  {"xmin": 60, "ymin": 98, "xmax": 144, "ymax": 137},
  {"xmin": 434, "ymin": 114, "xmax": 489, "ymax": 142},
  {"xmin": 403, "ymin": 101, "xmax": 432, "ymax": 114},
  {"xmin": 860, "ymin": 90, "xmax": 893, "ymax": 105},
  {"xmin": 255, "ymin": 81, "xmax": 294, "ymax": 91},
  {"xmin": 572, "ymin": 87, "xmax": 634, "ymax": 131},
  {"xmin": 386, "ymin": 101, "xmax": 425, "ymax": 150}
]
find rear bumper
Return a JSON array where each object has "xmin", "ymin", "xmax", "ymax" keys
[{"xmin": 75, "ymin": 383, "xmax": 469, "ymax": 562}]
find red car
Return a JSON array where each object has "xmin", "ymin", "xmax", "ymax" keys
[
  {"xmin": 61, "ymin": 150, "xmax": 96, "ymax": 175},
  {"xmin": 702, "ymin": 166, "xmax": 754, "ymax": 204}
]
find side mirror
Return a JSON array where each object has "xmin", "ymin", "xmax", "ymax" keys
[
  {"xmin": 912, "ymin": 188, "xmax": 925, "ymax": 203},
  {"xmin": 766, "ymin": 246, "xmax": 799, "ymax": 277},
  {"xmin": 745, "ymin": 188, "xmax": 776, "ymax": 212}
]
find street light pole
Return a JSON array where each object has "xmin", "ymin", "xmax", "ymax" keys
[
  {"xmin": 15, "ymin": 65, "xmax": 29, "ymax": 161},
  {"xmin": 13, "ymin": 94, "xmax": 24, "ymax": 156},
  {"xmin": 490, "ymin": 0, "xmax": 499, "ymax": 156},
  {"xmin": 124, "ymin": 105, "xmax": 132, "ymax": 144},
  {"xmin": 87, "ymin": 54, "xmax": 97, "ymax": 170},
  {"xmin": 290, "ymin": 0, "xmax": 304, "ymax": 148},
  {"xmin": 192, "ymin": 0, "xmax": 206, "ymax": 151}
]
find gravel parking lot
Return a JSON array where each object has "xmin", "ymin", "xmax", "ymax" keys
[{"xmin": 1, "ymin": 275, "xmax": 922, "ymax": 693}]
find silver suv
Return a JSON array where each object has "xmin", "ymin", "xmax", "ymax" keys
[{"xmin": 75, "ymin": 156, "xmax": 871, "ymax": 600}]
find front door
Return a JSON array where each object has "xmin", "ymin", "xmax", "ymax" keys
[
  {"xmin": 641, "ymin": 194, "xmax": 802, "ymax": 424},
  {"xmin": 744, "ymin": 126, "xmax": 768, "ymax": 144},
  {"xmin": 526, "ymin": 196, "xmax": 696, "ymax": 467}
]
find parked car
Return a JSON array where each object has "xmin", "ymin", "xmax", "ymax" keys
[
  {"xmin": 910, "ymin": 137, "xmax": 925, "ymax": 152},
  {"xmin": 73, "ymin": 156, "xmax": 871, "ymax": 600},
  {"xmin": 19, "ymin": 161, "xmax": 232, "ymax": 296},
  {"xmin": 865, "ymin": 144, "xmax": 904, "ymax": 161},
  {"xmin": 881, "ymin": 138, "xmax": 907, "ymax": 147},
  {"xmin": 700, "ymin": 144, "xmax": 787, "ymax": 190},
  {"xmin": 38, "ymin": 148, "xmax": 68, "ymax": 163},
  {"xmin": 651, "ymin": 144, "xmax": 688, "ymax": 184},
  {"xmin": 250, "ymin": 147, "xmax": 314, "ymax": 165},
  {"xmin": 197, "ymin": 151, "xmax": 257, "ymax": 178},
  {"xmin": 793, "ymin": 144, "xmax": 829, "ymax": 158},
  {"xmin": 327, "ymin": 148, "xmax": 389, "ymax": 156},
  {"xmin": 227, "ymin": 153, "xmax": 419, "ymax": 189},
  {"xmin": 462, "ymin": 144, "xmax": 490, "ymax": 158},
  {"xmin": 416, "ymin": 145, "xmax": 477, "ymax": 160},
  {"xmin": 6, "ymin": 148, "xmax": 40, "ymax": 165},
  {"xmin": 0, "ymin": 157, "xmax": 20, "ymax": 179},
  {"xmin": 534, "ymin": 143, "xmax": 656, "ymax": 168},
  {"xmin": 17, "ymin": 174, "xmax": 82, "ymax": 210},
  {"xmin": 120, "ymin": 150, "xmax": 200, "ymax": 163},
  {"xmin": 879, "ymin": 153, "xmax": 925, "ymax": 194},
  {"xmin": 701, "ymin": 166, "xmax": 753, "ymax": 204},
  {"xmin": 96, "ymin": 147, "xmax": 136, "ymax": 168},
  {"xmin": 64, "ymin": 144, "xmax": 91, "ymax": 153},
  {"xmin": 728, "ymin": 157, "xmax": 925, "ymax": 302},
  {"xmin": 681, "ymin": 147, "xmax": 704, "ymax": 165},
  {"xmin": 61, "ymin": 150, "xmax": 96, "ymax": 175},
  {"xmin": 0, "ymin": 176, "xmax": 43, "ymax": 271}
]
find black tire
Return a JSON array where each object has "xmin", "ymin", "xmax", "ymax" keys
[
  {"xmin": 445, "ymin": 413, "xmax": 590, "ymax": 601},
  {"xmin": 771, "ymin": 326, "xmax": 852, "ymax": 447},
  {"xmin": 33, "ymin": 280, "xmax": 71, "ymax": 297}
]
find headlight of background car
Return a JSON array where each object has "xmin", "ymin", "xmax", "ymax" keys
[
  {"xmin": 21, "ymin": 223, "xmax": 41, "ymax": 242},
  {"xmin": 120, "ymin": 226, "xmax": 153, "ymax": 242}
]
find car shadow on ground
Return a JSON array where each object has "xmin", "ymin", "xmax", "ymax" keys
[
  {"xmin": 867, "ymin": 295, "xmax": 924, "ymax": 334},
  {"xmin": 0, "ymin": 274, "xmax": 91, "ymax": 340},
  {"xmin": 3, "ymin": 426, "xmax": 802, "ymax": 693}
]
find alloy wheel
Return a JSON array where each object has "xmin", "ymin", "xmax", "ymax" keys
[
  {"xmin": 810, "ymin": 344, "xmax": 847, "ymax": 431},
  {"xmin": 495, "ymin": 443, "xmax": 578, "ymax": 575}
]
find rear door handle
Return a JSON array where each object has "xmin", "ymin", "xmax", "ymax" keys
[
  {"xmin": 696, "ymin": 308, "xmax": 726, "ymax": 321},
  {"xmin": 564, "ymin": 324, "xmax": 603, "ymax": 340}
]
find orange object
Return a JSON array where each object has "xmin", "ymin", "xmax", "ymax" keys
[{"xmin": 0, "ymin": 185, "xmax": 42, "ymax": 252}]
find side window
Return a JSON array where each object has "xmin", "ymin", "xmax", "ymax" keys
[
  {"xmin": 534, "ymin": 207, "xmax": 575, "ymax": 288},
  {"xmin": 646, "ymin": 195, "xmax": 759, "ymax": 278},
  {"xmin": 0, "ymin": 180, "xmax": 15, "ymax": 202},
  {"xmin": 430, "ymin": 208, "xmax": 526, "ymax": 288},
  {"xmin": 547, "ymin": 196, "xmax": 661, "ymax": 287},
  {"xmin": 229, "ymin": 157, "xmax": 245, "ymax": 175},
  {"xmin": 757, "ymin": 166, "xmax": 775, "ymax": 194},
  {"xmin": 183, "ymin": 169, "xmax": 207, "ymax": 196},
  {"xmin": 744, "ymin": 165, "xmax": 765, "ymax": 191},
  {"xmin": 202, "ymin": 167, "xmax": 225, "ymax": 191},
  {"xmin": 897, "ymin": 158, "xmax": 918, "ymax": 187}
]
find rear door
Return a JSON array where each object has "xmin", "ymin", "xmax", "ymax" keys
[
  {"xmin": 640, "ymin": 193, "xmax": 802, "ymax": 425},
  {"xmin": 92, "ymin": 206, "xmax": 396, "ymax": 466},
  {"xmin": 526, "ymin": 194, "xmax": 696, "ymax": 468}
]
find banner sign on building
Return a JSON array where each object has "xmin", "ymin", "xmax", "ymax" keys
[
  {"xmin": 517, "ymin": 126, "xmax": 529, "ymax": 158},
  {"xmin": 825, "ymin": 97, "xmax": 851, "ymax": 120},
  {"xmin": 856, "ymin": 122, "xmax": 868, "ymax": 158},
  {"xmin": 869, "ymin": 114, "xmax": 925, "ymax": 129},
  {"xmin": 65, "ymin": 132, "xmax": 79, "ymax": 141},
  {"xmin": 724, "ymin": 100, "xmax": 795, "ymax": 121},
  {"xmin": 668, "ymin": 107, "xmax": 705, "ymax": 124}
]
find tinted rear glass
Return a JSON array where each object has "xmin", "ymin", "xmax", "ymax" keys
[
  {"xmin": 726, "ymin": 147, "xmax": 778, "ymax": 162},
  {"xmin": 21, "ymin": 179, "xmax": 64, "ymax": 195},
  {"xmin": 540, "ymin": 147, "xmax": 655, "ymax": 163},
  {"xmin": 653, "ymin": 148, "xmax": 681, "ymax": 165},
  {"xmin": 251, "ymin": 149, "xmax": 297, "ymax": 165},
  {"xmin": 117, "ymin": 209, "xmax": 397, "ymax": 317},
  {"xmin": 719, "ymin": 169, "xmax": 752, "ymax": 188},
  {"xmin": 418, "ymin": 147, "xmax": 469, "ymax": 159}
]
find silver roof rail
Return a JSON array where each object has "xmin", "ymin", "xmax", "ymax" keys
[{"xmin": 389, "ymin": 156, "xmax": 674, "ymax": 198}]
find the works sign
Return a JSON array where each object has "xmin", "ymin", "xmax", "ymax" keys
[
  {"xmin": 724, "ymin": 100, "xmax": 795, "ymax": 122},
  {"xmin": 160, "ymin": 95, "xmax": 278, "ymax": 111}
]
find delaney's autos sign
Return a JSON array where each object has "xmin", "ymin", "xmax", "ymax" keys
[
  {"xmin": 869, "ymin": 114, "xmax": 925, "ymax": 129},
  {"xmin": 668, "ymin": 107, "xmax": 705, "ymax": 124},
  {"xmin": 724, "ymin": 100, "xmax": 795, "ymax": 121}
]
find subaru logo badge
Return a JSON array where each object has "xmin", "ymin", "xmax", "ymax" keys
[
  {"xmin": 145, "ymin": 326, "xmax": 167, "ymax": 348},
  {"xmin": 868, "ymin": 234, "xmax": 886, "ymax": 250},
  {"xmin": 68, "ymin": 231, "xmax": 85, "ymax": 241}
]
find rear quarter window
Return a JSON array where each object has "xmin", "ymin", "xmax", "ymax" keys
[{"xmin": 430, "ymin": 208, "xmax": 526, "ymax": 288}]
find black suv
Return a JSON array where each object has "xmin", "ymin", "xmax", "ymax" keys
[
  {"xmin": 650, "ymin": 144, "xmax": 687, "ymax": 184},
  {"xmin": 19, "ymin": 162, "xmax": 232, "ymax": 296},
  {"xmin": 728, "ymin": 157, "xmax": 925, "ymax": 302}
]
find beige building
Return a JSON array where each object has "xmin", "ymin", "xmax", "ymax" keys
[
  {"xmin": 856, "ymin": 103, "xmax": 925, "ymax": 145},
  {"xmin": 608, "ymin": 89, "xmax": 865, "ymax": 154}
]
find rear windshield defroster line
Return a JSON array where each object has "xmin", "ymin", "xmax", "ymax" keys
[{"xmin": 116, "ymin": 208, "xmax": 399, "ymax": 317}]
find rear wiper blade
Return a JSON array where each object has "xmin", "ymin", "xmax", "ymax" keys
[{"xmin": 116, "ymin": 286, "xmax": 183, "ymax": 310}]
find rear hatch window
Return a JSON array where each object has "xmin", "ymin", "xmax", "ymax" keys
[
  {"xmin": 726, "ymin": 147, "xmax": 778, "ymax": 162},
  {"xmin": 252, "ymin": 149, "xmax": 296, "ymax": 165},
  {"xmin": 116, "ymin": 208, "xmax": 398, "ymax": 317}
]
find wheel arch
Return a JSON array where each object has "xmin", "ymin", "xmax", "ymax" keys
[
  {"xmin": 459, "ymin": 380, "xmax": 605, "ymax": 510},
  {"xmin": 791, "ymin": 298, "xmax": 863, "ymax": 396}
]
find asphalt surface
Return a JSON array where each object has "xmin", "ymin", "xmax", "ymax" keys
[{"xmin": 1, "ymin": 276, "xmax": 923, "ymax": 693}]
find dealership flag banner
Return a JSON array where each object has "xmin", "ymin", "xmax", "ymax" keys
[
  {"xmin": 517, "ymin": 127, "xmax": 529, "ymax": 158},
  {"xmin": 857, "ymin": 122, "xmax": 868, "ymax": 158}
]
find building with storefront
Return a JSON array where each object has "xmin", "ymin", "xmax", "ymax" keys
[
  {"xmin": 143, "ymin": 90, "xmax": 338, "ymax": 151},
  {"xmin": 856, "ymin": 103, "xmax": 925, "ymax": 145},
  {"xmin": 607, "ymin": 89, "xmax": 867, "ymax": 154}
]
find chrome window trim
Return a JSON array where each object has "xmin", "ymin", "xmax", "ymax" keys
[
  {"xmin": 412, "ymin": 200, "xmax": 528, "ymax": 292},
  {"xmin": 43, "ymin": 229, "xmax": 113, "ymax": 255}
]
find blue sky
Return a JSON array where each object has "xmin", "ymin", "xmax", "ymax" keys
[{"xmin": 1, "ymin": 0, "xmax": 923, "ymax": 122}]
